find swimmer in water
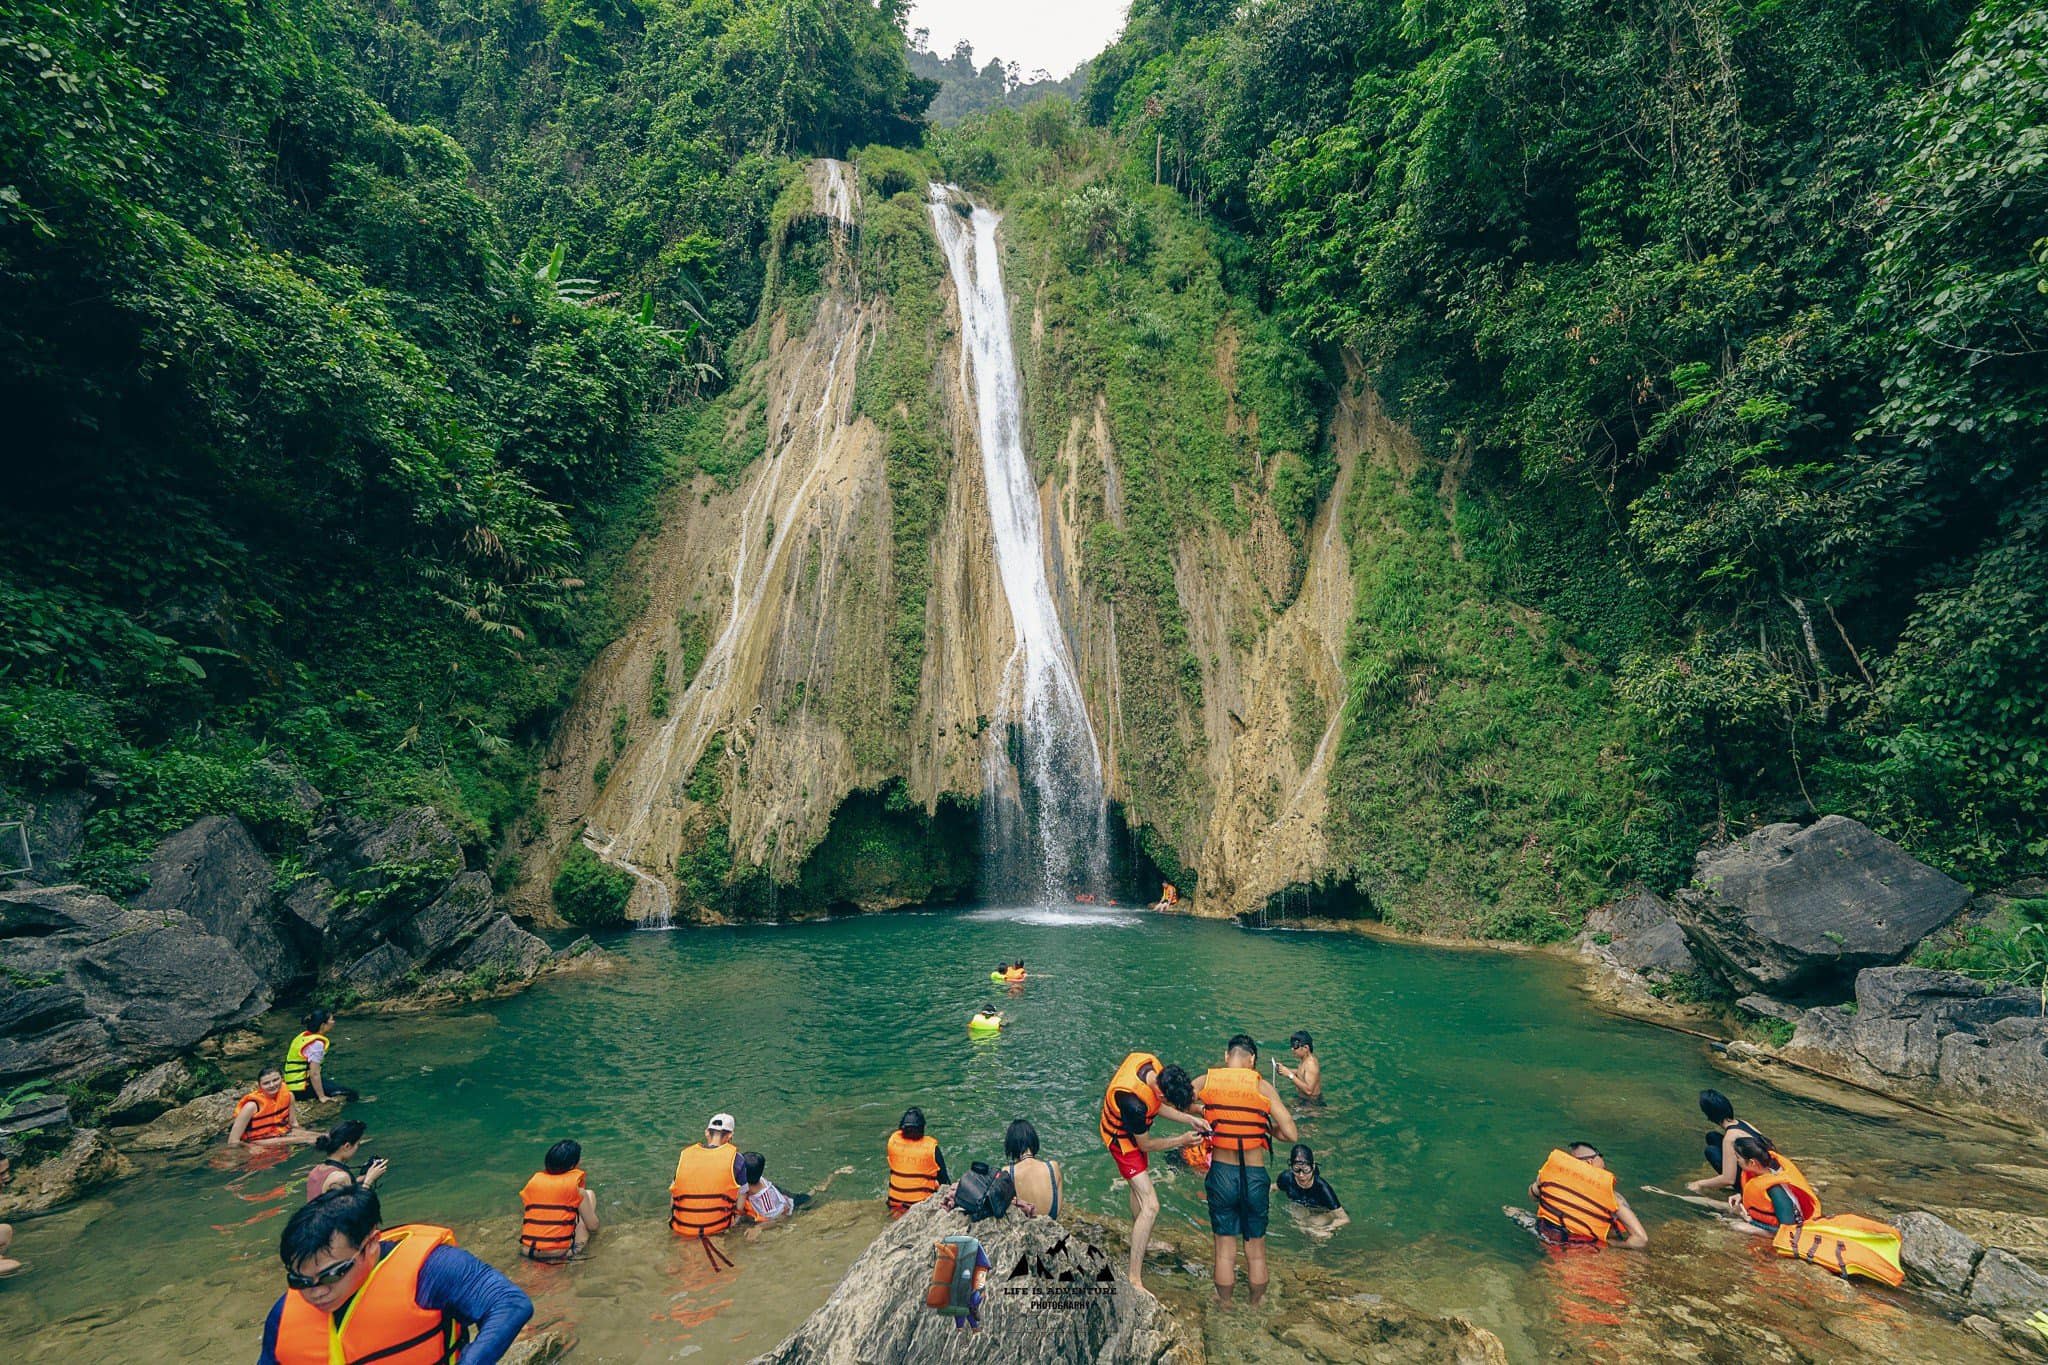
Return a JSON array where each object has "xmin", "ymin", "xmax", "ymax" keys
[
  {"xmin": 1275, "ymin": 1030, "xmax": 1322, "ymax": 1103},
  {"xmin": 1275, "ymin": 1143, "xmax": 1349, "ymax": 1235}
]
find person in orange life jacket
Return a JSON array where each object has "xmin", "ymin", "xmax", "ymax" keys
[
  {"xmin": 306, "ymin": 1119, "xmax": 389, "ymax": 1202},
  {"xmin": 886, "ymin": 1107, "xmax": 949, "ymax": 1216},
  {"xmin": 1192, "ymin": 1034, "xmax": 1298, "ymax": 1306},
  {"xmin": 1528, "ymin": 1142, "xmax": 1649, "ymax": 1249},
  {"xmin": 1686, "ymin": 1088, "xmax": 1769, "ymax": 1196},
  {"xmin": 258, "ymin": 1185, "xmax": 531, "ymax": 1365},
  {"xmin": 1099, "ymin": 1052, "xmax": 1208, "ymax": 1295},
  {"xmin": 229, "ymin": 1066, "xmax": 319, "ymax": 1147},
  {"xmin": 520, "ymin": 1139, "xmax": 599, "ymax": 1260},
  {"xmin": 1729, "ymin": 1136, "xmax": 1819, "ymax": 1230},
  {"xmin": 670, "ymin": 1113, "xmax": 748, "ymax": 1237}
]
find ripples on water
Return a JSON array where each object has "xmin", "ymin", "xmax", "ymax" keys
[{"xmin": 2, "ymin": 911, "xmax": 2039, "ymax": 1362}]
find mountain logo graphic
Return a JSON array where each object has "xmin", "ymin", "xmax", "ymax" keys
[{"xmin": 1003, "ymin": 1235, "xmax": 1116, "ymax": 1284}]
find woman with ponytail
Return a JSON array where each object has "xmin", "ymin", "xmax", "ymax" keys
[{"xmin": 305, "ymin": 1120, "xmax": 389, "ymax": 1202}]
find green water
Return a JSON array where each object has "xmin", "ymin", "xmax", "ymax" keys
[{"xmin": 3, "ymin": 908, "xmax": 2040, "ymax": 1362}]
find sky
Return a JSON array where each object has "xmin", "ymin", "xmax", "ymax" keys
[{"xmin": 904, "ymin": 1, "xmax": 1131, "ymax": 81}]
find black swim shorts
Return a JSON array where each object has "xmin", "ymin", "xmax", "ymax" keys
[{"xmin": 1205, "ymin": 1159, "xmax": 1270, "ymax": 1239}]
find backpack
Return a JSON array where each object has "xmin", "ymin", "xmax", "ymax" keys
[
  {"xmin": 927, "ymin": 1235, "xmax": 987, "ymax": 1317},
  {"xmin": 953, "ymin": 1161, "xmax": 1015, "ymax": 1223}
]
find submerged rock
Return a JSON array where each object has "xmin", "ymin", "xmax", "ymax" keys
[
  {"xmin": 1672, "ymin": 816, "xmax": 1970, "ymax": 1000},
  {"xmin": 0, "ymin": 1129, "xmax": 129, "ymax": 1216},
  {"xmin": 754, "ymin": 1199, "xmax": 1194, "ymax": 1364}
]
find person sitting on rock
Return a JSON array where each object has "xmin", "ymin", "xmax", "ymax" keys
[
  {"xmin": 305, "ymin": 1119, "xmax": 388, "ymax": 1201},
  {"xmin": 1529, "ymin": 1142, "xmax": 1648, "ymax": 1249},
  {"xmin": 284, "ymin": 1008, "xmax": 358, "ymax": 1105},
  {"xmin": 229, "ymin": 1067, "xmax": 318, "ymax": 1148},
  {"xmin": 886, "ymin": 1108, "xmax": 948, "ymax": 1218},
  {"xmin": 0, "ymin": 1153, "xmax": 21, "ymax": 1277},
  {"xmin": 1000, "ymin": 1118, "xmax": 1063, "ymax": 1219},
  {"xmin": 1685, "ymin": 1088, "xmax": 1767, "ymax": 1196},
  {"xmin": 1730, "ymin": 1136, "xmax": 1819, "ymax": 1231},
  {"xmin": 739, "ymin": 1151, "xmax": 794, "ymax": 1222}
]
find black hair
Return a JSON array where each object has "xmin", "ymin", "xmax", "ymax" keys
[
  {"xmin": 1227, "ymin": 1033, "xmax": 1259, "ymax": 1061},
  {"xmin": 1567, "ymin": 1141, "xmax": 1602, "ymax": 1160},
  {"xmin": 1015, "ymin": 960, "xmax": 1024, "ymax": 969},
  {"xmin": 1288, "ymin": 1143, "xmax": 1316, "ymax": 1170},
  {"xmin": 1732, "ymin": 1136, "xmax": 1780, "ymax": 1170},
  {"xmin": 1004, "ymin": 1118, "xmax": 1040, "ymax": 1161},
  {"xmin": 1289, "ymin": 1030, "xmax": 1313, "ymax": 1051},
  {"xmin": 303, "ymin": 1007, "xmax": 334, "ymax": 1031},
  {"xmin": 280, "ymin": 1186, "xmax": 382, "ymax": 1269},
  {"xmin": 315, "ymin": 1119, "xmax": 366, "ymax": 1155},
  {"xmin": 899, "ymin": 1106, "xmax": 926, "ymax": 1139},
  {"xmin": 258, "ymin": 1064, "xmax": 283, "ymax": 1082},
  {"xmin": 544, "ymin": 1139, "xmax": 582, "ymax": 1175},
  {"xmin": 1156, "ymin": 1063, "xmax": 1195, "ymax": 1111},
  {"xmin": 740, "ymin": 1151, "xmax": 766, "ymax": 1185},
  {"xmin": 996, "ymin": 963, "xmax": 1007, "ymax": 970},
  {"xmin": 1699, "ymin": 1089, "xmax": 1735, "ymax": 1125}
]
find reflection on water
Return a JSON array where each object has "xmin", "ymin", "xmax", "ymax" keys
[{"xmin": 0, "ymin": 912, "xmax": 2039, "ymax": 1362}]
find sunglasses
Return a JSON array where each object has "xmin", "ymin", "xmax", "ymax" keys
[{"xmin": 285, "ymin": 1249, "xmax": 362, "ymax": 1290}]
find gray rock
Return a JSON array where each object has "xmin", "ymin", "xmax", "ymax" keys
[
  {"xmin": 341, "ymin": 942, "xmax": 417, "ymax": 997},
  {"xmin": 0, "ymin": 1128, "xmax": 129, "ymax": 1216},
  {"xmin": 0, "ymin": 1092, "xmax": 70, "ymax": 1139},
  {"xmin": 448, "ymin": 916, "xmax": 551, "ymax": 982},
  {"xmin": 1736, "ymin": 995, "xmax": 1805, "ymax": 1024},
  {"xmin": 1672, "ymin": 816, "xmax": 1970, "ymax": 1000},
  {"xmin": 1967, "ymin": 1248, "xmax": 2048, "ymax": 1321},
  {"xmin": 1580, "ymin": 890, "xmax": 1698, "ymax": 981},
  {"xmin": 754, "ymin": 1199, "xmax": 1192, "ymax": 1365},
  {"xmin": 104, "ymin": 1058, "xmax": 195, "ymax": 1126},
  {"xmin": 0, "ymin": 784, "xmax": 91, "ymax": 887},
  {"xmin": 135, "ymin": 816, "xmax": 308, "ymax": 989},
  {"xmin": 123, "ymin": 1088, "xmax": 241, "ymax": 1151},
  {"xmin": 0, "ymin": 886, "xmax": 269, "ymax": 1083},
  {"xmin": 402, "ymin": 871, "xmax": 499, "ymax": 967},
  {"xmin": 1898, "ymin": 1210, "xmax": 1984, "ymax": 1294}
]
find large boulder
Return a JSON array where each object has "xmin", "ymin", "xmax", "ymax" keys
[
  {"xmin": 134, "ymin": 816, "xmax": 309, "ymax": 990},
  {"xmin": 0, "ymin": 886, "xmax": 269, "ymax": 1084},
  {"xmin": 103, "ymin": 1058, "xmax": 196, "ymax": 1126},
  {"xmin": 1672, "ymin": 816, "xmax": 1970, "ymax": 1000},
  {"xmin": 0, "ymin": 1128, "xmax": 129, "ymax": 1216},
  {"xmin": 754, "ymin": 1199, "xmax": 1194, "ymax": 1365},
  {"xmin": 0, "ymin": 782, "xmax": 92, "ymax": 888},
  {"xmin": 1786, "ymin": 967, "xmax": 2048, "ymax": 1124},
  {"xmin": 1576, "ymin": 889, "xmax": 1699, "ymax": 999},
  {"xmin": 1898, "ymin": 1209, "xmax": 1986, "ymax": 1295},
  {"xmin": 121, "ymin": 1087, "xmax": 242, "ymax": 1151}
]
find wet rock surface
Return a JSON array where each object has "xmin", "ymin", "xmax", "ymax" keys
[
  {"xmin": 0, "ymin": 1129, "xmax": 129, "ymax": 1216},
  {"xmin": 1672, "ymin": 816, "xmax": 1970, "ymax": 1000},
  {"xmin": 118, "ymin": 1088, "xmax": 242, "ymax": 1151},
  {"xmin": 1785, "ymin": 967, "xmax": 2048, "ymax": 1124}
]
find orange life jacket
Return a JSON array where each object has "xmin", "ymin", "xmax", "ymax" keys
[
  {"xmin": 1003, "ymin": 967, "xmax": 1026, "ymax": 983},
  {"xmin": 1099, "ymin": 1051, "xmax": 1163, "ymax": 1156},
  {"xmin": 669, "ymin": 1143, "xmax": 739, "ymax": 1237},
  {"xmin": 1201, "ymin": 1066, "xmax": 1272, "ymax": 1155},
  {"xmin": 518, "ymin": 1169, "xmax": 586, "ymax": 1258},
  {"xmin": 1533, "ymin": 1149, "xmax": 1624, "ymax": 1246},
  {"xmin": 886, "ymin": 1131, "xmax": 941, "ymax": 1211},
  {"xmin": 239, "ymin": 1086, "xmax": 294, "ymax": 1143},
  {"xmin": 1161, "ymin": 883, "xmax": 1179, "ymax": 905},
  {"xmin": 274, "ymin": 1224, "xmax": 463, "ymax": 1365},
  {"xmin": 1741, "ymin": 1153, "xmax": 1820, "ymax": 1228},
  {"xmin": 1772, "ymin": 1213, "xmax": 1905, "ymax": 1287},
  {"xmin": 1183, "ymin": 1136, "xmax": 1213, "ymax": 1173}
]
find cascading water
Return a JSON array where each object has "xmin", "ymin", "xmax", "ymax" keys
[{"xmin": 929, "ymin": 185, "xmax": 1110, "ymax": 903}]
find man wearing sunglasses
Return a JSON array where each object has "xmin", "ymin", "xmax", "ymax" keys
[{"xmin": 258, "ymin": 1186, "xmax": 532, "ymax": 1364}]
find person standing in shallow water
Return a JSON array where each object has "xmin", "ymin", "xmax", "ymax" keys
[
  {"xmin": 1098, "ymin": 1050, "xmax": 1209, "ymax": 1295},
  {"xmin": 1276, "ymin": 1030, "xmax": 1322, "ymax": 1104},
  {"xmin": 1192, "ymin": 1034, "xmax": 1298, "ymax": 1306}
]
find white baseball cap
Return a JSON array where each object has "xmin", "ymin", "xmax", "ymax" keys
[{"xmin": 707, "ymin": 1112, "xmax": 735, "ymax": 1133}]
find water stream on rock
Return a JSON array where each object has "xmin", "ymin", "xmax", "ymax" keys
[
  {"xmin": 5, "ymin": 913, "xmax": 2040, "ymax": 1363},
  {"xmin": 929, "ymin": 186, "xmax": 1110, "ymax": 903}
]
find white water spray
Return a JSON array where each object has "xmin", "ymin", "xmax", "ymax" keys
[{"xmin": 929, "ymin": 186, "xmax": 1110, "ymax": 902}]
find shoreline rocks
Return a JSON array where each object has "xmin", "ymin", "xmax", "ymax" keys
[{"xmin": 1574, "ymin": 889, "xmax": 1701, "ymax": 1002}]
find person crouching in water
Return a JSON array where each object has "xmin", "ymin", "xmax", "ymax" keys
[
  {"xmin": 1275, "ymin": 1143, "xmax": 1349, "ymax": 1235},
  {"xmin": 229, "ymin": 1067, "xmax": 318, "ymax": 1148},
  {"xmin": 1530, "ymin": 1142, "xmax": 1649, "ymax": 1249},
  {"xmin": 305, "ymin": 1120, "xmax": 388, "ymax": 1201},
  {"xmin": 886, "ymin": 1107, "xmax": 949, "ymax": 1218},
  {"xmin": 520, "ymin": 1139, "xmax": 599, "ymax": 1260},
  {"xmin": 259, "ymin": 1185, "xmax": 531, "ymax": 1365},
  {"xmin": 1099, "ymin": 1051, "xmax": 1209, "ymax": 1295},
  {"xmin": 1192, "ymin": 1034, "xmax": 1298, "ymax": 1305},
  {"xmin": 1729, "ymin": 1136, "xmax": 1819, "ymax": 1231}
]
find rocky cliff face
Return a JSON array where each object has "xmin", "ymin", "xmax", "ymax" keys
[{"xmin": 521, "ymin": 163, "xmax": 1404, "ymax": 922}]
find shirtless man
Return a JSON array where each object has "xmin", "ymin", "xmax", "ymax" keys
[{"xmin": 1276, "ymin": 1030, "xmax": 1322, "ymax": 1103}]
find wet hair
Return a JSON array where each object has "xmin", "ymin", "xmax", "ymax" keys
[
  {"xmin": 1227, "ymin": 1033, "xmax": 1259, "ymax": 1062},
  {"xmin": 1699, "ymin": 1089, "xmax": 1735, "ymax": 1125},
  {"xmin": 545, "ymin": 1139, "xmax": 582, "ymax": 1175},
  {"xmin": 1156, "ymin": 1063, "xmax": 1195, "ymax": 1111},
  {"xmin": 1015, "ymin": 960, "xmax": 1025, "ymax": 969},
  {"xmin": 1289, "ymin": 1030, "xmax": 1313, "ymax": 1051},
  {"xmin": 1004, "ymin": 1119, "xmax": 1040, "ymax": 1161},
  {"xmin": 899, "ymin": 1107, "xmax": 926, "ymax": 1139},
  {"xmin": 280, "ymin": 1186, "xmax": 382, "ymax": 1269},
  {"xmin": 740, "ymin": 1151, "xmax": 766, "ymax": 1185},
  {"xmin": 259, "ymin": 1065, "xmax": 283, "ymax": 1083},
  {"xmin": 303, "ymin": 1007, "xmax": 334, "ymax": 1031},
  {"xmin": 1567, "ymin": 1141, "xmax": 1602, "ymax": 1161},
  {"xmin": 315, "ymin": 1119, "xmax": 366, "ymax": 1155},
  {"xmin": 1288, "ymin": 1143, "xmax": 1317, "ymax": 1171},
  {"xmin": 996, "ymin": 963, "xmax": 1008, "ymax": 971},
  {"xmin": 1732, "ymin": 1136, "xmax": 1780, "ymax": 1170}
]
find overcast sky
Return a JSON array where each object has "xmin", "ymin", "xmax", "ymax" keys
[{"xmin": 904, "ymin": 1, "xmax": 1131, "ymax": 81}]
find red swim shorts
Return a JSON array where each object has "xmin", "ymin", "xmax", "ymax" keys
[{"xmin": 1111, "ymin": 1145, "xmax": 1149, "ymax": 1181}]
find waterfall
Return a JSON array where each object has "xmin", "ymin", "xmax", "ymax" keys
[{"xmin": 929, "ymin": 186, "xmax": 1110, "ymax": 904}]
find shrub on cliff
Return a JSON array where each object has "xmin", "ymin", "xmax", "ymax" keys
[{"xmin": 552, "ymin": 844, "xmax": 634, "ymax": 928}]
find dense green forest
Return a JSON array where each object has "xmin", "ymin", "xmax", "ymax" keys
[{"xmin": 2, "ymin": 0, "xmax": 2042, "ymax": 928}]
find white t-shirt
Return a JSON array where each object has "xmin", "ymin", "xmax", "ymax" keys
[
  {"xmin": 745, "ymin": 1179, "xmax": 794, "ymax": 1221},
  {"xmin": 302, "ymin": 1038, "xmax": 327, "ymax": 1067}
]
